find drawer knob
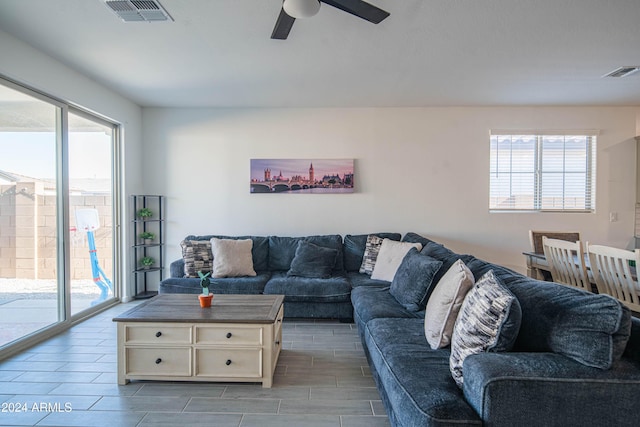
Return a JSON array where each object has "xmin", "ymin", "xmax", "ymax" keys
[
  {"xmin": 155, "ymin": 358, "xmax": 162, "ymax": 364},
  {"xmin": 226, "ymin": 359, "xmax": 232, "ymax": 366},
  {"xmin": 226, "ymin": 332, "xmax": 232, "ymax": 339},
  {"xmin": 155, "ymin": 331, "xmax": 162, "ymax": 338},
  {"xmin": 275, "ymin": 340, "xmax": 280, "ymax": 345}
]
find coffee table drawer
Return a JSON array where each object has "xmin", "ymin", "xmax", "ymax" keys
[
  {"xmin": 125, "ymin": 324, "xmax": 192, "ymax": 345},
  {"xmin": 126, "ymin": 347, "xmax": 191, "ymax": 376},
  {"xmin": 195, "ymin": 325, "xmax": 263, "ymax": 345},
  {"xmin": 195, "ymin": 348, "xmax": 262, "ymax": 378}
]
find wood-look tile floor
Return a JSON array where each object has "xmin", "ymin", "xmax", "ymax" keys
[{"xmin": 0, "ymin": 301, "xmax": 390, "ymax": 427}]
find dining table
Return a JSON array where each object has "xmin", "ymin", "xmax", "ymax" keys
[{"xmin": 522, "ymin": 250, "xmax": 636, "ymax": 290}]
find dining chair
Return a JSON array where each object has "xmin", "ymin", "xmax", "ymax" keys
[
  {"xmin": 529, "ymin": 230, "xmax": 581, "ymax": 254},
  {"xmin": 587, "ymin": 244, "xmax": 640, "ymax": 312},
  {"xmin": 542, "ymin": 236, "xmax": 591, "ymax": 291}
]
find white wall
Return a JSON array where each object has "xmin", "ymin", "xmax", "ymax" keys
[
  {"xmin": 143, "ymin": 106, "xmax": 639, "ymax": 278},
  {"xmin": 1, "ymin": 29, "xmax": 144, "ymax": 298}
]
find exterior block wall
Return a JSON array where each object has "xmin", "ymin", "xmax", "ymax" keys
[{"xmin": 0, "ymin": 182, "xmax": 113, "ymax": 280}]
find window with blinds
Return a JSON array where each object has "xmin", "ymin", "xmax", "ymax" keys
[{"xmin": 489, "ymin": 131, "xmax": 597, "ymax": 212}]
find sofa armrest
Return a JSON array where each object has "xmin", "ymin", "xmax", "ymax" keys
[
  {"xmin": 169, "ymin": 259, "xmax": 184, "ymax": 278},
  {"xmin": 463, "ymin": 352, "xmax": 640, "ymax": 426}
]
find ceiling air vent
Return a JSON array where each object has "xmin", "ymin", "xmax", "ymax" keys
[
  {"xmin": 603, "ymin": 66, "xmax": 640, "ymax": 78},
  {"xmin": 103, "ymin": 0, "xmax": 173, "ymax": 23}
]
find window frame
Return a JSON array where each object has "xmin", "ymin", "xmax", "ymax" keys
[{"xmin": 489, "ymin": 130, "xmax": 598, "ymax": 213}]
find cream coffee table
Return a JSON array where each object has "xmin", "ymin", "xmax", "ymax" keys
[{"xmin": 113, "ymin": 294, "xmax": 284, "ymax": 387}]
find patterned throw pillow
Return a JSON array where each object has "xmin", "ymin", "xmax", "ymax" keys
[
  {"xmin": 180, "ymin": 240, "xmax": 213, "ymax": 278},
  {"xmin": 449, "ymin": 270, "xmax": 521, "ymax": 388},
  {"xmin": 359, "ymin": 235, "xmax": 385, "ymax": 275}
]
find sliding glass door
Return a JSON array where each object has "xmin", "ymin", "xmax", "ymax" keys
[
  {"xmin": 0, "ymin": 78, "xmax": 119, "ymax": 348},
  {"xmin": 68, "ymin": 111, "xmax": 116, "ymax": 315},
  {"xmin": 0, "ymin": 83, "xmax": 61, "ymax": 346}
]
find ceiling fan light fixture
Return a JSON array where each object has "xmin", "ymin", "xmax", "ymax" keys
[{"xmin": 283, "ymin": 0, "xmax": 321, "ymax": 19}]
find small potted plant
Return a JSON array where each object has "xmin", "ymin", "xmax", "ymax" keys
[
  {"xmin": 139, "ymin": 231, "xmax": 155, "ymax": 244},
  {"xmin": 198, "ymin": 271, "xmax": 213, "ymax": 307},
  {"xmin": 140, "ymin": 256, "xmax": 155, "ymax": 270},
  {"xmin": 137, "ymin": 208, "xmax": 153, "ymax": 220}
]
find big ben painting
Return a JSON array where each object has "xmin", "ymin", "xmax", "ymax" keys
[{"xmin": 250, "ymin": 159, "xmax": 354, "ymax": 194}]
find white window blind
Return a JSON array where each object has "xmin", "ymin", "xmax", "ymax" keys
[{"xmin": 489, "ymin": 131, "xmax": 597, "ymax": 212}]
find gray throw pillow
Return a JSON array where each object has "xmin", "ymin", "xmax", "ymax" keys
[
  {"xmin": 390, "ymin": 248, "xmax": 443, "ymax": 311},
  {"xmin": 449, "ymin": 270, "xmax": 521, "ymax": 388},
  {"xmin": 287, "ymin": 241, "xmax": 338, "ymax": 279}
]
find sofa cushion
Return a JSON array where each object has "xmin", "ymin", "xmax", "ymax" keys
[
  {"xmin": 184, "ymin": 235, "xmax": 269, "ymax": 272},
  {"xmin": 351, "ymin": 286, "xmax": 423, "ymax": 329},
  {"xmin": 210, "ymin": 238, "xmax": 257, "ymax": 278},
  {"xmin": 264, "ymin": 271, "xmax": 351, "ymax": 303},
  {"xmin": 359, "ymin": 235, "xmax": 385, "ymax": 275},
  {"xmin": 346, "ymin": 271, "xmax": 390, "ymax": 288},
  {"xmin": 364, "ymin": 318, "xmax": 481, "ymax": 426},
  {"xmin": 287, "ymin": 241, "xmax": 338, "ymax": 279},
  {"xmin": 180, "ymin": 239, "xmax": 213, "ymax": 278},
  {"xmin": 343, "ymin": 233, "xmax": 402, "ymax": 272},
  {"xmin": 425, "ymin": 259, "xmax": 475, "ymax": 349},
  {"xmin": 450, "ymin": 270, "xmax": 522, "ymax": 387},
  {"xmin": 390, "ymin": 248, "xmax": 442, "ymax": 312},
  {"xmin": 158, "ymin": 273, "xmax": 271, "ymax": 295},
  {"xmin": 371, "ymin": 239, "xmax": 423, "ymax": 282},
  {"xmin": 506, "ymin": 275, "xmax": 632, "ymax": 370},
  {"xmin": 268, "ymin": 236, "xmax": 300, "ymax": 271}
]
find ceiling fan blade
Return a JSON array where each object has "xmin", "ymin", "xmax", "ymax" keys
[
  {"xmin": 271, "ymin": 8, "xmax": 296, "ymax": 40},
  {"xmin": 321, "ymin": 0, "xmax": 389, "ymax": 24}
]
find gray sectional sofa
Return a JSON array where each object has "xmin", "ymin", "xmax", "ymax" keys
[{"xmin": 159, "ymin": 232, "xmax": 640, "ymax": 426}]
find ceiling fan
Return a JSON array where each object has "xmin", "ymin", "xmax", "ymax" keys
[{"xmin": 271, "ymin": 0, "xmax": 390, "ymax": 40}]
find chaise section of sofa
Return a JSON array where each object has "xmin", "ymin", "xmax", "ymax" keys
[{"xmin": 351, "ymin": 232, "xmax": 640, "ymax": 427}]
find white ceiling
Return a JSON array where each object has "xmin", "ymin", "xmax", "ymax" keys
[{"xmin": 1, "ymin": 0, "xmax": 639, "ymax": 108}]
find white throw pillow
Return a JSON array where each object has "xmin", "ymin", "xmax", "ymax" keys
[
  {"xmin": 210, "ymin": 238, "xmax": 257, "ymax": 278},
  {"xmin": 370, "ymin": 239, "xmax": 422, "ymax": 282},
  {"xmin": 424, "ymin": 259, "xmax": 475, "ymax": 349}
]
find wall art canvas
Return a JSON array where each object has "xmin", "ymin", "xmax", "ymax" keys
[{"xmin": 250, "ymin": 159, "xmax": 354, "ymax": 194}]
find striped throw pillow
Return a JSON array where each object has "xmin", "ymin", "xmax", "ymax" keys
[{"xmin": 449, "ymin": 270, "xmax": 521, "ymax": 387}]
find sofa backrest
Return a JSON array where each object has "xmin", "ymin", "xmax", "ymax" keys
[{"xmin": 268, "ymin": 234, "xmax": 344, "ymax": 272}]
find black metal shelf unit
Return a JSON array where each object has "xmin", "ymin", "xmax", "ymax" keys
[{"xmin": 131, "ymin": 195, "xmax": 164, "ymax": 299}]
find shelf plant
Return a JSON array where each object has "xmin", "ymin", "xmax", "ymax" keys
[
  {"xmin": 140, "ymin": 256, "xmax": 155, "ymax": 269},
  {"xmin": 137, "ymin": 208, "xmax": 153, "ymax": 219},
  {"xmin": 139, "ymin": 231, "xmax": 156, "ymax": 244}
]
